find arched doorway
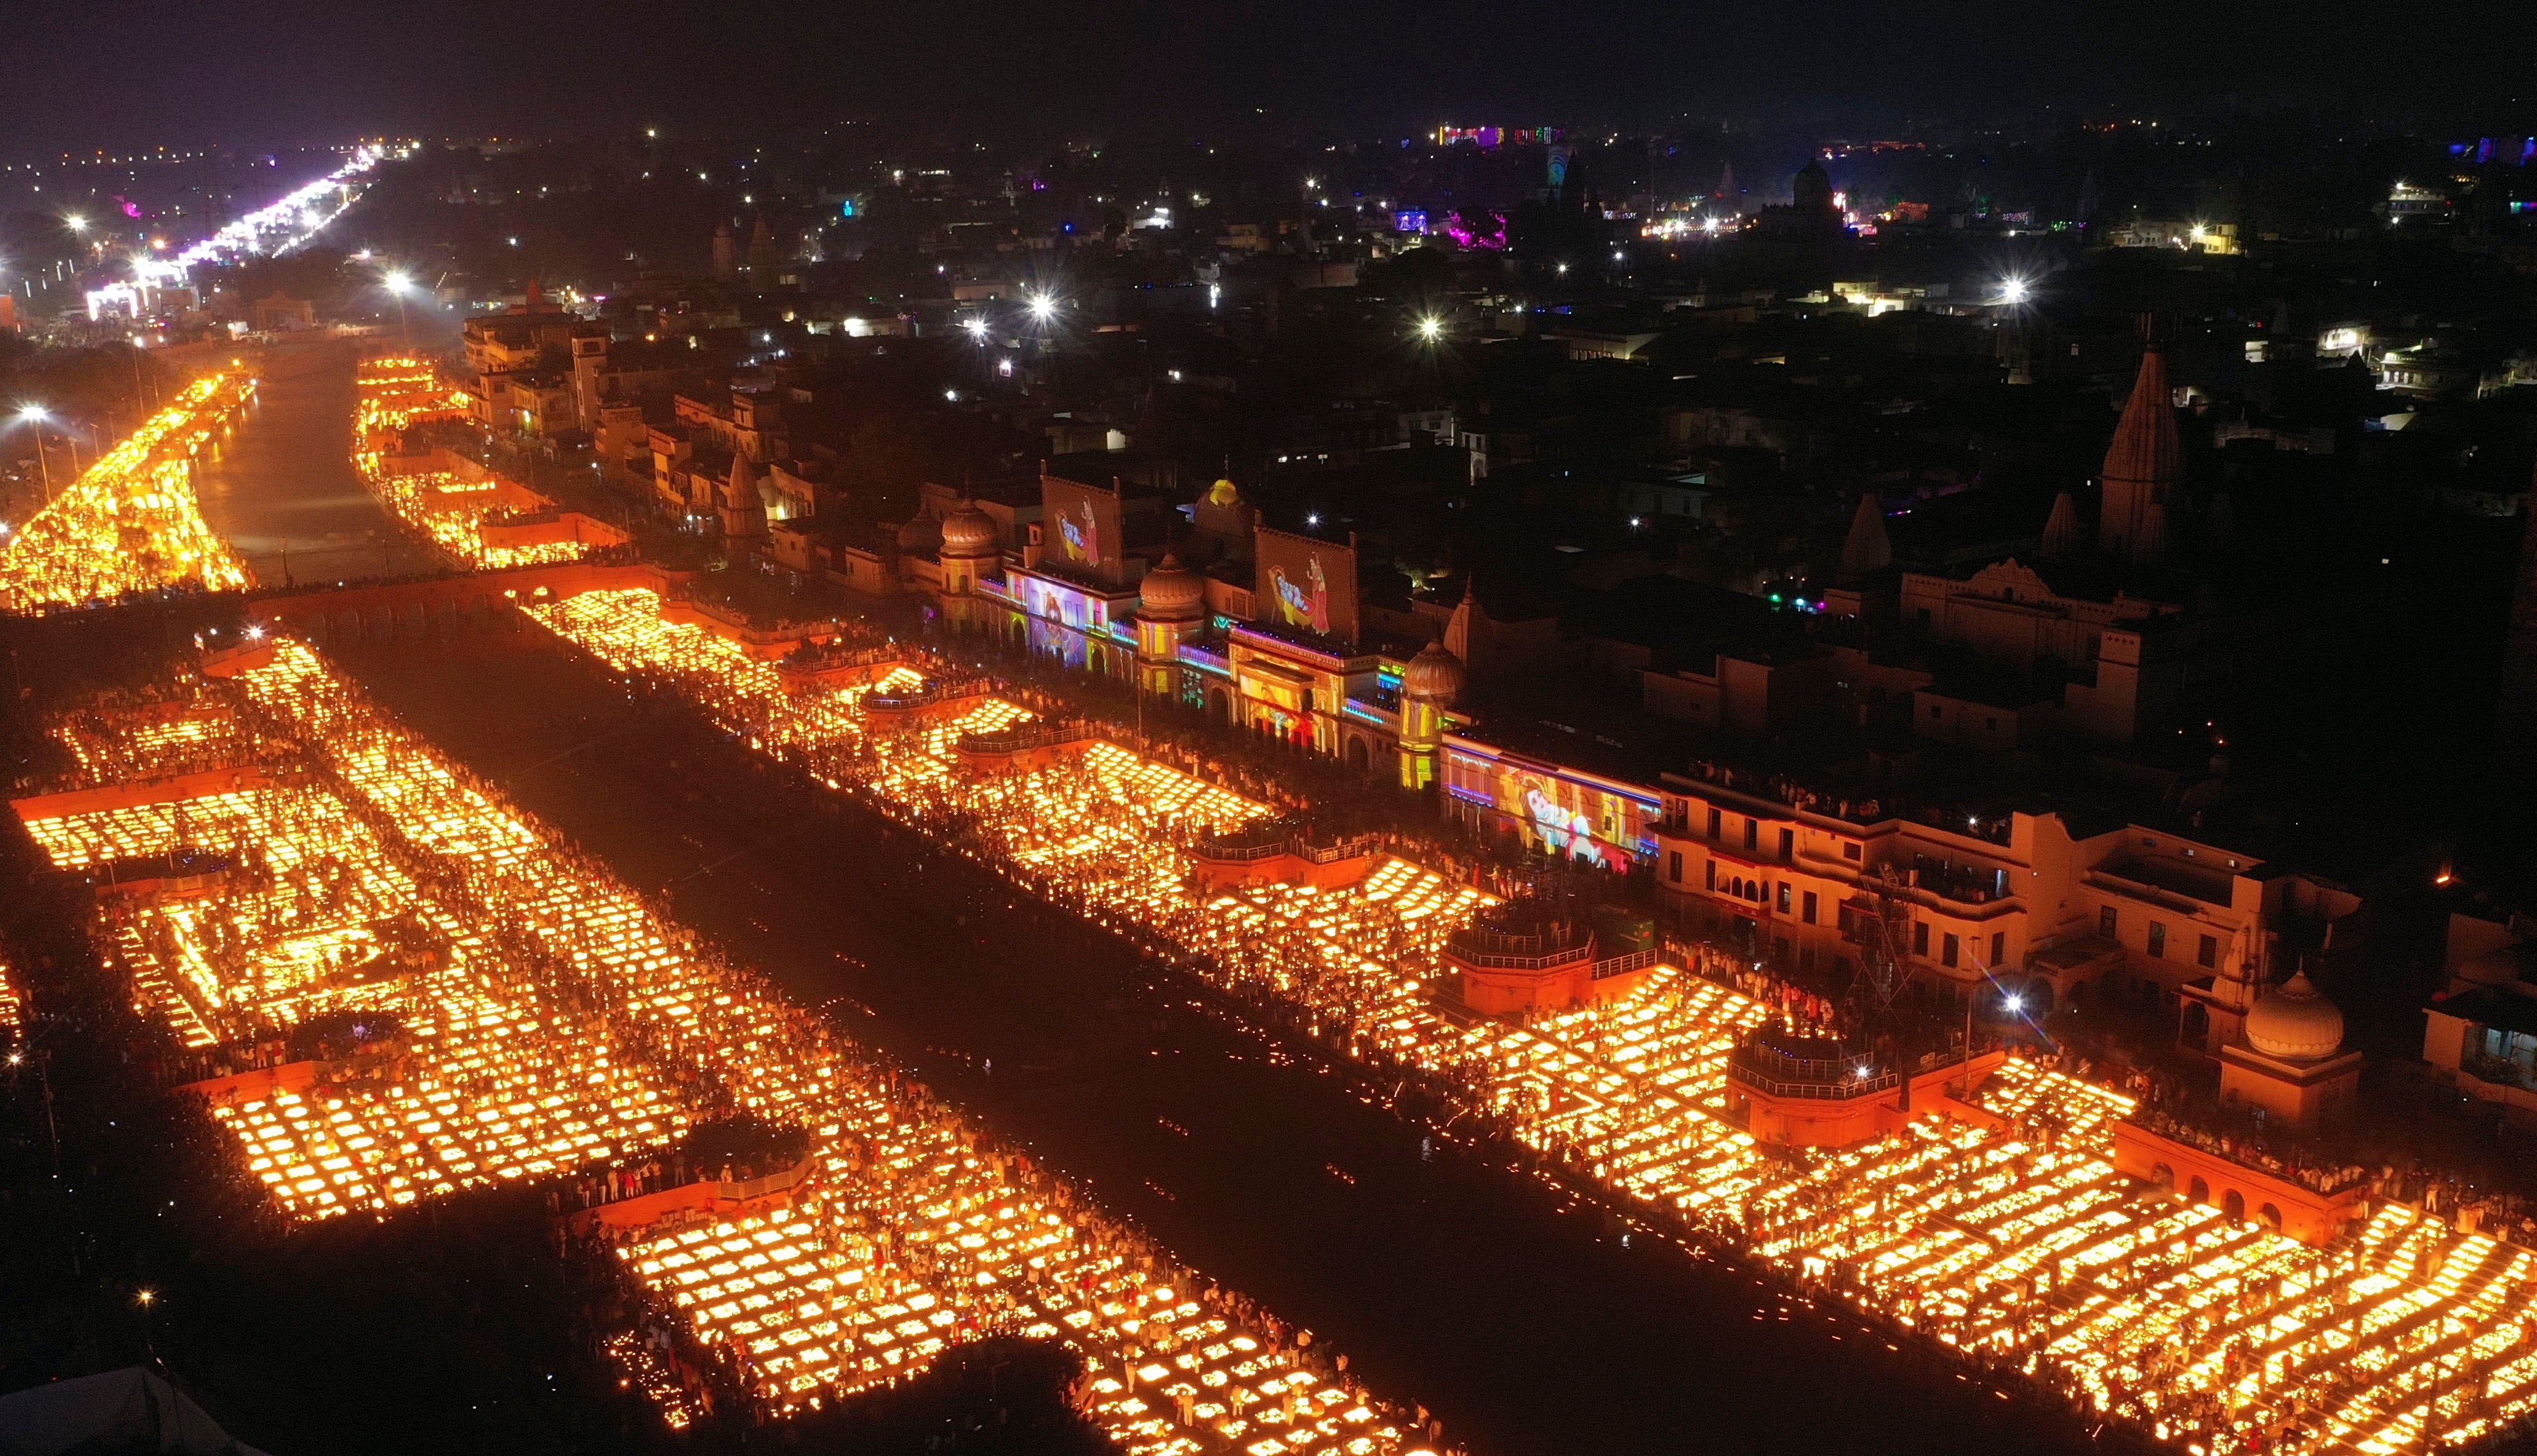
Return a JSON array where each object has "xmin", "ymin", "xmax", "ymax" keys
[
  {"xmin": 2223, "ymin": 1189, "xmax": 2246, "ymax": 1224},
  {"xmin": 2023, "ymin": 981, "xmax": 2054, "ymax": 1017},
  {"xmin": 2152, "ymin": 1163, "xmax": 2176, "ymax": 1190},
  {"xmin": 1345, "ymin": 737, "xmax": 1370, "ymax": 771},
  {"xmin": 2258, "ymin": 1203, "xmax": 2283, "ymax": 1234},
  {"xmin": 1207, "ymin": 688, "xmax": 1229, "ymax": 723},
  {"xmin": 2188, "ymin": 1176, "xmax": 2210, "ymax": 1205},
  {"xmin": 2184, "ymin": 1001, "xmax": 2210, "ymax": 1042}
]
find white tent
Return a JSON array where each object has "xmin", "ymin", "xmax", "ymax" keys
[{"xmin": 0, "ymin": 1368, "xmax": 272, "ymax": 1456}]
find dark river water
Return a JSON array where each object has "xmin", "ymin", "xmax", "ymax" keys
[{"xmin": 195, "ymin": 339, "xmax": 441, "ymax": 585}]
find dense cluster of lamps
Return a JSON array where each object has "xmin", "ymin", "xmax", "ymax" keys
[
  {"xmin": 350, "ymin": 358, "xmax": 585, "ymax": 570},
  {"xmin": 528, "ymin": 584, "xmax": 2537, "ymax": 1456},
  {"xmin": 0, "ymin": 374, "xmax": 254, "ymax": 612},
  {"xmin": 16, "ymin": 637, "xmax": 1435, "ymax": 1456}
]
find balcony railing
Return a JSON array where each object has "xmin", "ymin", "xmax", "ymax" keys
[
  {"xmin": 1448, "ymin": 943, "xmax": 1595, "ymax": 972},
  {"xmin": 1728, "ymin": 1045, "xmax": 1900, "ymax": 1100},
  {"xmin": 955, "ymin": 720, "xmax": 1095, "ymax": 756},
  {"xmin": 866, "ymin": 675, "xmax": 995, "ymax": 712},
  {"xmin": 1590, "ymin": 947, "xmax": 1660, "ymax": 981}
]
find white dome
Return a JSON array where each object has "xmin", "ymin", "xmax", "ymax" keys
[
  {"xmin": 896, "ymin": 515, "xmax": 943, "ymax": 553},
  {"xmin": 1401, "ymin": 641, "xmax": 1467, "ymax": 703},
  {"xmin": 2243, "ymin": 971, "xmax": 2345, "ymax": 1061},
  {"xmin": 940, "ymin": 506, "xmax": 1000, "ymax": 558},
  {"xmin": 1137, "ymin": 553, "xmax": 1206, "ymax": 620}
]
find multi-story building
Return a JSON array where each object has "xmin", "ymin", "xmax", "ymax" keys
[
  {"xmin": 1642, "ymin": 770, "xmax": 2359, "ymax": 1052},
  {"xmin": 874, "ymin": 472, "xmax": 1473, "ymax": 788},
  {"xmin": 459, "ymin": 281, "xmax": 582, "ymax": 436}
]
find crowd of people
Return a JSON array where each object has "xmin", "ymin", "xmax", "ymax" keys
[
  {"xmin": 515, "ymin": 584, "xmax": 2537, "ymax": 1456},
  {"xmin": 29, "ymin": 634, "xmax": 1443, "ymax": 1454}
]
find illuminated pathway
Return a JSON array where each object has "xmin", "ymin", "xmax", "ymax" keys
[
  {"xmin": 15, "ymin": 639, "xmax": 1435, "ymax": 1455},
  {"xmin": 0, "ymin": 373, "xmax": 255, "ymax": 612},
  {"xmin": 527, "ymin": 584, "xmax": 2537, "ymax": 1456}
]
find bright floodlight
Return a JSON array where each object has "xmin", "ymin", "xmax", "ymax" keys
[
  {"xmin": 64, "ymin": 214, "xmax": 87, "ymax": 233},
  {"xmin": 2000, "ymin": 277, "xmax": 2030, "ymax": 305},
  {"xmin": 961, "ymin": 317, "xmax": 988, "ymax": 340},
  {"xmin": 384, "ymin": 270, "xmax": 414, "ymax": 294},
  {"xmin": 1027, "ymin": 293, "xmax": 1057, "ymax": 322},
  {"xmin": 1416, "ymin": 315, "xmax": 1443, "ymax": 342},
  {"xmin": 2003, "ymin": 994, "xmax": 2026, "ymax": 1014},
  {"xmin": 17, "ymin": 404, "xmax": 46, "ymax": 422}
]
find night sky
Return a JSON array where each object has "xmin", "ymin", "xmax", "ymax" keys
[{"xmin": 3, "ymin": 0, "xmax": 2528, "ymax": 152}]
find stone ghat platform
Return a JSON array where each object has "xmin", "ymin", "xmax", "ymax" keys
[
  {"xmin": 10, "ymin": 765, "xmax": 275, "ymax": 822},
  {"xmin": 568, "ymin": 1152, "xmax": 821, "ymax": 1237},
  {"xmin": 952, "ymin": 720, "xmax": 1099, "ymax": 774},
  {"xmin": 1725, "ymin": 1044, "xmax": 2010, "ymax": 1151},
  {"xmin": 1188, "ymin": 828, "xmax": 1381, "ymax": 894},
  {"xmin": 2110, "ymin": 1120, "xmax": 2367, "ymax": 1246}
]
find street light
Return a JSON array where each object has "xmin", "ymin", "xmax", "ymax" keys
[
  {"xmin": 63, "ymin": 214, "xmax": 86, "ymax": 234},
  {"xmin": 382, "ymin": 269, "xmax": 416, "ymax": 345},
  {"xmin": 1026, "ymin": 293, "xmax": 1057, "ymax": 323},
  {"xmin": 1416, "ymin": 315, "xmax": 1443, "ymax": 342},
  {"xmin": 1999, "ymin": 277, "xmax": 2030, "ymax": 305},
  {"xmin": 17, "ymin": 404, "xmax": 55, "ymax": 500}
]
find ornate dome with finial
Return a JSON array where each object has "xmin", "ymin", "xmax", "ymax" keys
[
  {"xmin": 939, "ymin": 505, "xmax": 1000, "ymax": 558},
  {"xmin": 1402, "ymin": 640, "xmax": 1467, "ymax": 703},
  {"xmin": 1137, "ymin": 553, "xmax": 1206, "ymax": 620},
  {"xmin": 896, "ymin": 514, "xmax": 943, "ymax": 554},
  {"xmin": 2244, "ymin": 970, "xmax": 2345, "ymax": 1061}
]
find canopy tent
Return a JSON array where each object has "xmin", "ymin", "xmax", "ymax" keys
[{"xmin": 0, "ymin": 1368, "xmax": 271, "ymax": 1456}]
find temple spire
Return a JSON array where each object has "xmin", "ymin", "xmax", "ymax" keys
[
  {"xmin": 2040, "ymin": 490, "xmax": 2081, "ymax": 559},
  {"xmin": 1836, "ymin": 494, "xmax": 1892, "ymax": 582},
  {"xmin": 2099, "ymin": 346, "xmax": 2183, "ymax": 564},
  {"xmin": 1444, "ymin": 577, "xmax": 1478, "ymax": 666}
]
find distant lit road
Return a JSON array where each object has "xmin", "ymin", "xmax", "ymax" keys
[{"xmin": 195, "ymin": 339, "xmax": 442, "ymax": 585}]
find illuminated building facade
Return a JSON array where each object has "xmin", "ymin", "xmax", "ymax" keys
[
  {"xmin": 1648, "ymin": 774, "xmax": 2361, "ymax": 1049},
  {"xmin": 894, "ymin": 472, "xmax": 1467, "ymax": 785},
  {"xmin": 459, "ymin": 280, "xmax": 582, "ymax": 436}
]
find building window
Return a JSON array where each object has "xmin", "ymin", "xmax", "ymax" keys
[
  {"xmin": 1669, "ymin": 851, "xmax": 1683, "ymax": 885},
  {"xmin": 1943, "ymin": 933, "xmax": 1960, "ymax": 968},
  {"xmin": 1706, "ymin": 806, "xmax": 1721, "ymax": 840},
  {"xmin": 1802, "ymin": 891, "xmax": 1819, "ymax": 925},
  {"xmin": 2198, "ymin": 934, "xmax": 2219, "ymax": 969},
  {"xmin": 2100, "ymin": 906, "xmax": 2117, "ymax": 939},
  {"xmin": 1838, "ymin": 905, "xmax": 1858, "ymax": 935},
  {"xmin": 1776, "ymin": 882, "xmax": 1792, "ymax": 914},
  {"xmin": 1914, "ymin": 921, "xmax": 1930, "ymax": 956},
  {"xmin": 1744, "ymin": 817, "xmax": 1760, "ymax": 851},
  {"xmin": 1843, "ymin": 842, "xmax": 1861, "ymax": 862},
  {"xmin": 1930, "ymin": 704, "xmax": 1943, "ymax": 720},
  {"xmin": 2148, "ymin": 923, "xmax": 2168, "ymax": 959},
  {"xmin": 1705, "ymin": 859, "xmax": 1717, "ymax": 891},
  {"xmin": 1778, "ymin": 827, "xmax": 1794, "ymax": 862},
  {"xmin": 1991, "ymin": 932, "xmax": 2005, "ymax": 969}
]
